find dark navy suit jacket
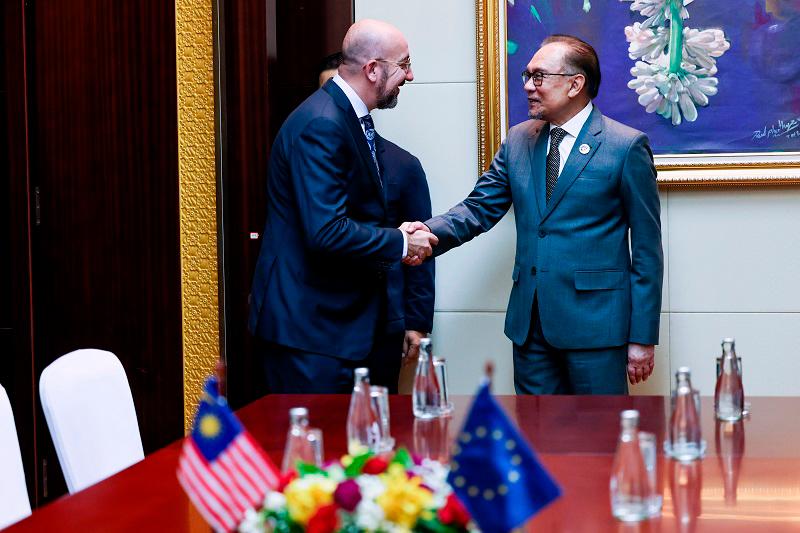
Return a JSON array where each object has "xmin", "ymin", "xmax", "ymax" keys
[
  {"xmin": 248, "ymin": 80, "xmax": 405, "ymax": 359},
  {"xmin": 378, "ymin": 136, "xmax": 435, "ymax": 335}
]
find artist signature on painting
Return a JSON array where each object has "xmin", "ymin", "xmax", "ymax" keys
[{"xmin": 752, "ymin": 117, "xmax": 800, "ymax": 141}]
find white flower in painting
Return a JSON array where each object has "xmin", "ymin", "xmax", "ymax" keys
[
  {"xmin": 625, "ymin": 22, "xmax": 670, "ymax": 60},
  {"xmin": 622, "ymin": 0, "xmax": 693, "ymax": 28},
  {"xmin": 682, "ymin": 27, "xmax": 730, "ymax": 71},
  {"xmin": 628, "ymin": 60, "xmax": 719, "ymax": 125}
]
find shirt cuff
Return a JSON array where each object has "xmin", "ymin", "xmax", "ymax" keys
[{"xmin": 400, "ymin": 229, "xmax": 408, "ymax": 258}]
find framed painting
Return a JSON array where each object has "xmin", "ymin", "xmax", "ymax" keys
[{"xmin": 476, "ymin": 0, "xmax": 800, "ymax": 187}]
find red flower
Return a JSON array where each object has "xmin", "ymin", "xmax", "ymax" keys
[
  {"xmin": 438, "ymin": 493, "xmax": 471, "ymax": 528},
  {"xmin": 362, "ymin": 456, "xmax": 390, "ymax": 475},
  {"xmin": 307, "ymin": 504, "xmax": 339, "ymax": 533},
  {"xmin": 333, "ymin": 478, "xmax": 362, "ymax": 512},
  {"xmin": 277, "ymin": 470, "xmax": 297, "ymax": 492}
]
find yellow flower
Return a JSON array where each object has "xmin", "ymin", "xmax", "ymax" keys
[
  {"xmin": 376, "ymin": 464, "xmax": 433, "ymax": 528},
  {"xmin": 283, "ymin": 476, "xmax": 336, "ymax": 525}
]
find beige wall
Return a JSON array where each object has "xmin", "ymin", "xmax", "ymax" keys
[{"xmin": 356, "ymin": 1, "xmax": 800, "ymax": 396}]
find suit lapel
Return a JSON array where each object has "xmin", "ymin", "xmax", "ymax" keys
[
  {"xmin": 541, "ymin": 107, "xmax": 603, "ymax": 221},
  {"xmin": 323, "ymin": 81, "xmax": 385, "ymax": 204},
  {"xmin": 527, "ymin": 127, "xmax": 548, "ymax": 219}
]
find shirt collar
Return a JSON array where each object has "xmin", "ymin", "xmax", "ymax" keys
[
  {"xmin": 550, "ymin": 101, "xmax": 593, "ymax": 138},
  {"xmin": 332, "ymin": 74, "xmax": 369, "ymax": 119}
]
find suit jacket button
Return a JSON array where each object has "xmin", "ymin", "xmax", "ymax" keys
[
  {"xmin": 531, "ymin": 266, "xmax": 537, "ymax": 275},
  {"xmin": 538, "ymin": 229, "xmax": 547, "ymax": 238}
]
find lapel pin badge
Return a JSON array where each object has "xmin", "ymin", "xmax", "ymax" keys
[{"xmin": 579, "ymin": 143, "xmax": 591, "ymax": 155}]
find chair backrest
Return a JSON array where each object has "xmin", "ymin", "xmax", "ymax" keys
[
  {"xmin": 39, "ymin": 349, "xmax": 144, "ymax": 493},
  {"xmin": 0, "ymin": 384, "xmax": 32, "ymax": 528}
]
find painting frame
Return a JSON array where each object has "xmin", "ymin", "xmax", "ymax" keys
[{"xmin": 475, "ymin": 0, "xmax": 800, "ymax": 188}]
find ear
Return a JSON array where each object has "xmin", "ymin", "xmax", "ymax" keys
[
  {"xmin": 364, "ymin": 60, "xmax": 379, "ymax": 82},
  {"xmin": 567, "ymin": 74, "xmax": 586, "ymax": 98}
]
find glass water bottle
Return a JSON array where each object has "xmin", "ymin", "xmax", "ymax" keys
[
  {"xmin": 714, "ymin": 338, "xmax": 744, "ymax": 421},
  {"xmin": 281, "ymin": 407, "xmax": 313, "ymax": 473},
  {"xmin": 412, "ymin": 338, "xmax": 441, "ymax": 419},
  {"xmin": 346, "ymin": 368, "xmax": 381, "ymax": 455},
  {"xmin": 610, "ymin": 410, "xmax": 657, "ymax": 522},
  {"xmin": 666, "ymin": 367, "xmax": 704, "ymax": 461}
]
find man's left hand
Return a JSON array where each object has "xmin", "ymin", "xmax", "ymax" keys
[
  {"xmin": 627, "ymin": 343, "xmax": 655, "ymax": 385},
  {"xmin": 402, "ymin": 330, "xmax": 427, "ymax": 367}
]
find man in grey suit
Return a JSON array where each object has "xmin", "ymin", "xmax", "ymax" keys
[{"xmin": 405, "ymin": 35, "xmax": 663, "ymax": 395}]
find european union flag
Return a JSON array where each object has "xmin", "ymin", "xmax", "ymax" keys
[{"xmin": 447, "ymin": 381, "xmax": 561, "ymax": 533}]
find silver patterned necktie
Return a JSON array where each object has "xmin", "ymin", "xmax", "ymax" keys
[
  {"xmin": 545, "ymin": 127, "xmax": 567, "ymax": 204},
  {"xmin": 360, "ymin": 114, "xmax": 381, "ymax": 183}
]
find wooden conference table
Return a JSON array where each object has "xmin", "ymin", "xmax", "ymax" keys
[{"xmin": 7, "ymin": 395, "xmax": 800, "ymax": 532}]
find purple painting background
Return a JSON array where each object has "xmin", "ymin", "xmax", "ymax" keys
[{"xmin": 506, "ymin": 0, "xmax": 800, "ymax": 154}]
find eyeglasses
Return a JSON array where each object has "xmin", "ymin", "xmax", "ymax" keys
[
  {"xmin": 376, "ymin": 58, "xmax": 412, "ymax": 73},
  {"xmin": 522, "ymin": 70, "xmax": 579, "ymax": 86}
]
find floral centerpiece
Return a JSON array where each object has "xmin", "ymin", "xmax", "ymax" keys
[{"xmin": 238, "ymin": 449, "xmax": 475, "ymax": 533}]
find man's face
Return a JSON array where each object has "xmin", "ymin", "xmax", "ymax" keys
[
  {"xmin": 375, "ymin": 41, "xmax": 414, "ymax": 109},
  {"xmin": 524, "ymin": 43, "xmax": 576, "ymax": 122}
]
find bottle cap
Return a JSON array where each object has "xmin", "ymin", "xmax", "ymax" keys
[
  {"xmin": 677, "ymin": 366, "xmax": 691, "ymax": 376},
  {"xmin": 722, "ymin": 337, "xmax": 735, "ymax": 344},
  {"xmin": 289, "ymin": 407, "xmax": 309, "ymax": 424},
  {"xmin": 355, "ymin": 367, "xmax": 369, "ymax": 378},
  {"xmin": 620, "ymin": 409, "xmax": 640, "ymax": 422}
]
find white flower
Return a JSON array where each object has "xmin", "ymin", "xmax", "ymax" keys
[
  {"xmin": 262, "ymin": 491, "xmax": 286, "ymax": 512},
  {"xmin": 682, "ymin": 27, "xmax": 730, "ymax": 71},
  {"xmin": 628, "ymin": 60, "xmax": 720, "ymax": 125},
  {"xmin": 624, "ymin": 22, "xmax": 670, "ymax": 60},
  {"xmin": 356, "ymin": 474, "xmax": 386, "ymax": 501},
  {"xmin": 622, "ymin": 0, "xmax": 693, "ymax": 28},
  {"xmin": 238, "ymin": 508, "xmax": 267, "ymax": 533},
  {"xmin": 354, "ymin": 500, "xmax": 385, "ymax": 531}
]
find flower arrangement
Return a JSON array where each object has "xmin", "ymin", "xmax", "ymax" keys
[{"xmin": 238, "ymin": 449, "xmax": 475, "ymax": 533}]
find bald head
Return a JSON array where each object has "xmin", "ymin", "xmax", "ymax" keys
[
  {"xmin": 341, "ymin": 19, "xmax": 406, "ymax": 73},
  {"xmin": 336, "ymin": 19, "xmax": 413, "ymax": 111}
]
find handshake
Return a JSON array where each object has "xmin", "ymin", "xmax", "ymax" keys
[{"xmin": 399, "ymin": 221, "xmax": 437, "ymax": 266}]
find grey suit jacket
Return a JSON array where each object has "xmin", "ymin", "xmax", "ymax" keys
[{"xmin": 426, "ymin": 107, "xmax": 663, "ymax": 349}]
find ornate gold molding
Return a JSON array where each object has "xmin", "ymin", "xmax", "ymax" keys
[
  {"xmin": 176, "ymin": 0, "xmax": 219, "ymax": 432},
  {"xmin": 476, "ymin": 0, "xmax": 502, "ymax": 173}
]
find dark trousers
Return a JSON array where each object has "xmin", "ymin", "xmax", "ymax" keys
[
  {"xmin": 513, "ymin": 297, "xmax": 628, "ymax": 395},
  {"xmin": 256, "ymin": 330, "xmax": 404, "ymax": 394}
]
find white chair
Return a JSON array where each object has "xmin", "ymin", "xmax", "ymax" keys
[
  {"xmin": 39, "ymin": 349, "xmax": 144, "ymax": 493},
  {"xmin": 0, "ymin": 384, "xmax": 32, "ymax": 528}
]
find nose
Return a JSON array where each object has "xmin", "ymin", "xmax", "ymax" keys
[
  {"xmin": 524, "ymin": 77, "xmax": 536, "ymax": 91},
  {"xmin": 405, "ymin": 66, "xmax": 414, "ymax": 82}
]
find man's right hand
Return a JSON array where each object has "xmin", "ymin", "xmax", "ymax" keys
[{"xmin": 399, "ymin": 221, "xmax": 437, "ymax": 266}]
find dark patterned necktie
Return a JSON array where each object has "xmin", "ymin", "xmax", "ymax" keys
[
  {"xmin": 545, "ymin": 127, "xmax": 567, "ymax": 204},
  {"xmin": 360, "ymin": 114, "xmax": 381, "ymax": 183}
]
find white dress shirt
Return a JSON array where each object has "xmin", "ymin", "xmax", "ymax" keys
[
  {"xmin": 331, "ymin": 74, "xmax": 408, "ymax": 258},
  {"xmin": 547, "ymin": 101, "xmax": 594, "ymax": 176}
]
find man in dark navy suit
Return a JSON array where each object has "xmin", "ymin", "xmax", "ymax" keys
[
  {"xmin": 316, "ymin": 52, "xmax": 435, "ymax": 393},
  {"xmin": 249, "ymin": 20, "xmax": 438, "ymax": 393}
]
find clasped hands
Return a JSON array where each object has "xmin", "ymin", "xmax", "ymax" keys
[{"xmin": 399, "ymin": 221, "xmax": 436, "ymax": 266}]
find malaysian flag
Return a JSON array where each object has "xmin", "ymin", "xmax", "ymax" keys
[{"xmin": 177, "ymin": 377, "xmax": 280, "ymax": 532}]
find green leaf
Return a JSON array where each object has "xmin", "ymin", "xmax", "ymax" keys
[
  {"xmin": 414, "ymin": 516, "xmax": 464, "ymax": 533},
  {"xmin": 296, "ymin": 461, "xmax": 327, "ymax": 477},
  {"xmin": 530, "ymin": 4, "xmax": 542, "ymax": 24},
  {"xmin": 391, "ymin": 448, "xmax": 414, "ymax": 469},
  {"xmin": 345, "ymin": 451, "xmax": 374, "ymax": 478}
]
